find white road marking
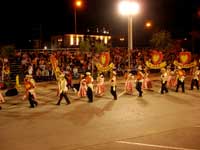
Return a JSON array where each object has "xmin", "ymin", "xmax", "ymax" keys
[
  {"xmin": 118, "ymin": 91, "xmax": 126, "ymax": 97},
  {"xmin": 116, "ymin": 141, "xmax": 199, "ymax": 150}
]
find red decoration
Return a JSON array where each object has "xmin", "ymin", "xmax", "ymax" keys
[
  {"xmin": 151, "ymin": 50, "xmax": 163, "ymax": 65},
  {"xmin": 179, "ymin": 52, "xmax": 191, "ymax": 65},
  {"xmin": 99, "ymin": 52, "xmax": 110, "ymax": 67}
]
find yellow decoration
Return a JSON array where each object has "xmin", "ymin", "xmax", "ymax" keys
[
  {"xmin": 145, "ymin": 61, "xmax": 167, "ymax": 69},
  {"xmin": 173, "ymin": 60, "xmax": 197, "ymax": 68},
  {"xmin": 96, "ymin": 63, "xmax": 115, "ymax": 72}
]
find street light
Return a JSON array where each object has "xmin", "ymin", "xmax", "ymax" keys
[
  {"xmin": 74, "ymin": 0, "xmax": 82, "ymax": 34},
  {"xmin": 119, "ymin": 1, "xmax": 140, "ymax": 69}
]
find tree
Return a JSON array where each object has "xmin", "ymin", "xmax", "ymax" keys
[
  {"xmin": 94, "ymin": 41, "xmax": 107, "ymax": 53},
  {"xmin": 79, "ymin": 38, "xmax": 91, "ymax": 53},
  {"xmin": 150, "ymin": 30, "xmax": 173, "ymax": 50}
]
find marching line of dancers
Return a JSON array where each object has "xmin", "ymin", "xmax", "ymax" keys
[{"xmin": 0, "ymin": 65, "xmax": 200, "ymax": 109}]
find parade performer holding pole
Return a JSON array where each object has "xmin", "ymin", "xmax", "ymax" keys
[
  {"xmin": 85, "ymin": 72, "xmax": 94, "ymax": 103},
  {"xmin": 110, "ymin": 71, "xmax": 117, "ymax": 100},
  {"xmin": 24, "ymin": 74, "xmax": 38, "ymax": 108},
  {"xmin": 56, "ymin": 73, "xmax": 71, "ymax": 105}
]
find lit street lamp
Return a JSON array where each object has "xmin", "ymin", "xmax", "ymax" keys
[
  {"xmin": 74, "ymin": 0, "xmax": 82, "ymax": 34},
  {"xmin": 119, "ymin": 1, "xmax": 140, "ymax": 69}
]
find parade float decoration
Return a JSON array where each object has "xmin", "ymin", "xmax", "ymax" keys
[
  {"xmin": 173, "ymin": 51, "xmax": 197, "ymax": 68},
  {"xmin": 145, "ymin": 50, "xmax": 167, "ymax": 69},
  {"xmin": 95, "ymin": 52, "xmax": 114, "ymax": 73},
  {"xmin": 50, "ymin": 55, "xmax": 61, "ymax": 80}
]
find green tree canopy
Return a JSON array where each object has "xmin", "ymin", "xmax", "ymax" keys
[{"xmin": 150, "ymin": 30, "xmax": 173, "ymax": 50}]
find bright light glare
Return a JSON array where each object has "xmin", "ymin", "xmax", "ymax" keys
[
  {"xmin": 76, "ymin": 0, "xmax": 82, "ymax": 7},
  {"xmin": 119, "ymin": 1, "xmax": 140, "ymax": 15}
]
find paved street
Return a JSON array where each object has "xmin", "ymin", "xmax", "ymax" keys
[{"xmin": 1, "ymin": 75, "xmax": 200, "ymax": 150}]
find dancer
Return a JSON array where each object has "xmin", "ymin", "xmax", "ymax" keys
[
  {"xmin": 95, "ymin": 73, "xmax": 105, "ymax": 96},
  {"xmin": 0, "ymin": 92, "xmax": 5, "ymax": 110},
  {"xmin": 136, "ymin": 65, "xmax": 144, "ymax": 97},
  {"xmin": 166, "ymin": 65, "xmax": 176, "ymax": 88},
  {"xmin": 110, "ymin": 71, "xmax": 117, "ymax": 100},
  {"xmin": 85, "ymin": 72, "xmax": 94, "ymax": 103},
  {"xmin": 125, "ymin": 73, "xmax": 134, "ymax": 95},
  {"xmin": 142, "ymin": 67, "xmax": 152, "ymax": 90},
  {"xmin": 175, "ymin": 66, "xmax": 186, "ymax": 93},
  {"xmin": 56, "ymin": 73, "xmax": 71, "ymax": 105},
  {"xmin": 24, "ymin": 74, "xmax": 38, "ymax": 108},
  {"xmin": 78, "ymin": 74, "xmax": 87, "ymax": 97},
  {"xmin": 190, "ymin": 66, "xmax": 200, "ymax": 90},
  {"xmin": 160, "ymin": 68, "xmax": 168, "ymax": 94}
]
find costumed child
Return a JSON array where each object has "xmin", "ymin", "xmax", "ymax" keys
[
  {"xmin": 136, "ymin": 65, "xmax": 144, "ymax": 97},
  {"xmin": 78, "ymin": 74, "xmax": 87, "ymax": 98},
  {"xmin": 110, "ymin": 71, "xmax": 117, "ymax": 100},
  {"xmin": 142, "ymin": 67, "xmax": 152, "ymax": 90},
  {"xmin": 95, "ymin": 73, "xmax": 105, "ymax": 96},
  {"xmin": 0, "ymin": 92, "xmax": 5, "ymax": 110},
  {"xmin": 85, "ymin": 72, "xmax": 94, "ymax": 103},
  {"xmin": 125, "ymin": 73, "xmax": 134, "ymax": 95},
  {"xmin": 166, "ymin": 65, "xmax": 176, "ymax": 88}
]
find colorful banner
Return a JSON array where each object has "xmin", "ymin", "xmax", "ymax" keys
[
  {"xmin": 96, "ymin": 63, "xmax": 115, "ymax": 72},
  {"xmin": 179, "ymin": 52, "xmax": 191, "ymax": 65},
  {"xmin": 99, "ymin": 52, "xmax": 110, "ymax": 67},
  {"xmin": 174, "ymin": 51, "xmax": 196, "ymax": 68},
  {"xmin": 146, "ymin": 50, "xmax": 166, "ymax": 69},
  {"xmin": 50, "ymin": 55, "xmax": 61, "ymax": 80}
]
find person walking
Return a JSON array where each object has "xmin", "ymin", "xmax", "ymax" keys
[
  {"xmin": 24, "ymin": 74, "xmax": 38, "ymax": 108},
  {"xmin": 136, "ymin": 65, "xmax": 144, "ymax": 97},
  {"xmin": 160, "ymin": 68, "xmax": 168, "ymax": 94},
  {"xmin": 85, "ymin": 72, "xmax": 94, "ymax": 103},
  {"xmin": 110, "ymin": 71, "xmax": 117, "ymax": 100},
  {"xmin": 56, "ymin": 74, "xmax": 71, "ymax": 105}
]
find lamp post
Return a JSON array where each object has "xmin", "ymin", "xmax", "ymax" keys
[
  {"xmin": 119, "ymin": 1, "xmax": 140, "ymax": 69},
  {"xmin": 74, "ymin": 0, "xmax": 82, "ymax": 34}
]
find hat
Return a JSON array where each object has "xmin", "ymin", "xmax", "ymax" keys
[
  {"xmin": 25, "ymin": 74, "xmax": 32, "ymax": 78},
  {"xmin": 138, "ymin": 65, "xmax": 142, "ymax": 70},
  {"xmin": 178, "ymin": 66, "xmax": 182, "ymax": 69},
  {"xmin": 112, "ymin": 71, "xmax": 117, "ymax": 75},
  {"xmin": 86, "ymin": 72, "xmax": 91, "ymax": 75},
  {"xmin": 161, "ymin": 68, "xmax": 166, "ymax": 72},
  {"xmin": 59, "ymin": 74, "xmax": 65, "ymax": 78}
]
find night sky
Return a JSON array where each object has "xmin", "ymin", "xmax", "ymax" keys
[{"xmin": 0, "ymin": 0, "xmax": 200, "ymax": 44}]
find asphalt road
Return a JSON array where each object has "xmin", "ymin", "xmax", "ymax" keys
[{"xmin": 0, "ymin": 75, "xmax": 200, "ymax": 150}]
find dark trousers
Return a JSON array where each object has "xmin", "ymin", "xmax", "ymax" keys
[
  {"xmin": 28, "ymin": 92, "xmax": 37, "ymax": 108},
  {"xmin": 176, "ymin": 80, "xmax": 185, "ymax": 92},
  {"xmin": 191, "ymin": 79, "xmax": 199, "ymax": 90},
  {"xmin": 57, "ymin": 92, "xmax": 71, "ymax": 105},
  {"xmin": 110, "ymin": 86, "xmax": 117, "ymax": 100},
  {"xmin": 136, "ymin": 82, "xmax": 143, "ymax": 96},
  {"xmin": 161, "ymin": 81, "xmax": 168, "ymax": 94},
  {"xmin": 87, "ymin": 87, "xmax": 93, "ymax": 102}
]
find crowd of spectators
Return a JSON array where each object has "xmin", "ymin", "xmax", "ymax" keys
[{"xmin": 0, "ymin": 48, "xmax": 200, "ymax": 82}]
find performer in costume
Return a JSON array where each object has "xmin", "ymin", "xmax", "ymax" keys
[
  {"xmin": 142, "ymin": 67, "xmax": 152, "ymax": 90},
  {"xmin": 175, "ymin": 66, "xmax": 186, "ymax": 93},
  {"xmin": 110, "ymin": 71, "xmax": 117, "ymax": 100},
  {"xmin": 166, "ymin": 65, "xmax": 176, "ymax": 88},
  {"xmin": 56, "ymin": 74, "xmax": 71, "ymax": 105},
  {"xmin": 85, "ymin": 72, "xmax": 94, "ymax": 103},
  {"xmin": 0, "ymin": 92, "xmax": 5, "ymax": 110},
  {"xmin": 24, "ymin": 74, "xmax": 38, "ymax": 108},
  {"xmin": 190, "ymin": 66, "xmax": 200, "ymax": 90},
  {"xmin": 160, "ymin": 68, "xmax": 168, "ymax": 94},
  {"xmin": 136, "ymin": 65, "xmax": 144, "ymax": 97},
  {"xmin": 78, "ymin": 74, "xmax": 87, "ymax": 97},
  {"xmin": 125, "ymin": 73, "xmax": 134, "ymax": 95},
  {"xmin": 95, "ymin": 73, "xmax": 105, "ymax": 96}
]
